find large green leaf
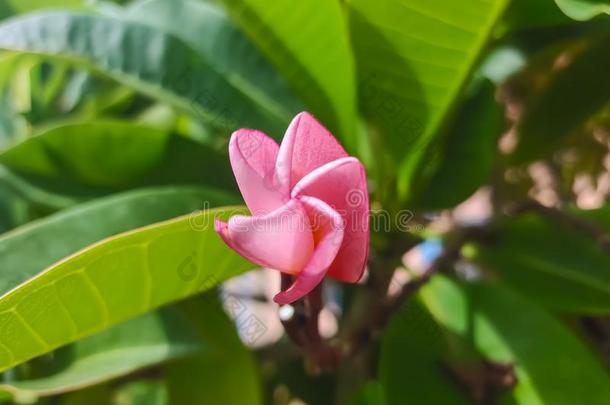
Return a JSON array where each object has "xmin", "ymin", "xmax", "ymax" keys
[
  {"xmin": 0, "ymin": 204, "xmax": 253, "ymax": 371},
  {"xmin": 139, "ymin": 136, "xmax": 236, "ymax": 192},
  {"xmin": 0, "ymin": 128, "xmax": 237, "ymax": 200},
  {"xmin": 474, "ymin": 210, "xmax": 610, "ymax": 314},
  {"xmin": 555, "ymin": 0, "xmax": 610, "ymax": 20},
  {"xmin": 514, "ymin": 32, "xmax": 610, "ymax": 162},
  {"xmin": 0, "ymin": 186, "xmax": 236, "ymax": 295},
  {"xmin": 0, "ymin": 11, "xmax": 287, "ymax": 134},
  {"xmin": 166, "ymin": 294, "xmax": 262, "ymax": 405},
  {"xmin": 379, "ymin": 300, "xmax": 470, "ymax": 404},
  {"xmin": 415, "ymin": 80, "xmax": 503, "ymax": 209},
  {"xmin": 125, "ymin": 0, "xmax": 303, "ymax": 135},
  {"xmin": 348, "ymin": 0, "xmax": 510, "ymax": 199},
  {"xmin": 219, "ymin": 0, "xmax": 357, "ymax": 146},
  {"xmin": 0, "ymin": 306, "xmax": 201, "ymax": 402},
  {"xmin": 421, "ymin": 276, "xmax": 610, "ymax": 405},
  {"xmin": 0, "ymin": 121, "xmax": 170, "ymax": 187}
]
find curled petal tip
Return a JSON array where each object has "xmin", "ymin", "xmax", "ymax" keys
[
  {"xmin": 214, "ymin": 218, "xmax": 225, "ymax": 232},
  {"xmin": 293, "ymin": 111, "xmax": 314, "ymax": 121},
  {"xmin": 272, "ymin": 291, "xmax": 291, "ymax": 305},
  {"xmin": 214, "ymin": 219, "xmax": 231, "ymax": 244}
]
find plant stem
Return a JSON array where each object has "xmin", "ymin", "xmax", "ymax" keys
[
  {"xmin": 344, "ymin": 227, "xmax": 477, "ymax": 358},
  {"xmin": 279, "ymin": 275, "xmax": 341, "ymax": 373}
]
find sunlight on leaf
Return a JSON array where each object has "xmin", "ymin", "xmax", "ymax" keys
[
  {"xmin": 348, "ymin": 0, "xmax": 510, "ymax": 200},
  {"xmin": 0, "ymin": 206, "xmax": 253, "ymax": 372},
  {"xmin": 219, "ymin": 0, "xmax": 357, "ymax": 147}
]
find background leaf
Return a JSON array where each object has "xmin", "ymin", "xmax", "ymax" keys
[
  {"xmin": 0, "ymin": 11, "xmax": 287, "ymax": 134},
  {"xmin": 420, "ymin": 276, "xmax": 610, "ymax": 405},
  {"xmin": 514, "ymin": 32, "xmax": 610, "ymax": 162},
  {"xmin": 219, "ymin": 0, "xmax": 357, "ymax": 146},
  {"xmin": 0, "ymin": 121, "xmax": 170, "ymax": 187},
  {"xmin": 415, "ymin": 80, "xmax": 503, "ymax": 209},
  {"xmin": 165, "ymin": 294, "xmax": 262, "ymax": 405},
  {"xmin": 500, "ymin": 0, "xmax": 573, "ymax": 32},
  {"xmin": 0, "ymin": 186, "xmax": 236, "ymax": 295},
  {"xmin": 0, "ymin": 306, "xmax": 201, "ymax": 401},
  {"xmin": 124, "ymin": 0, "xmax": 303, "ymax": 135},
  {"xmin": 348, "ymin": 0, "xmax": 510, "ymax": 200},
  {"xmin": 474, "ymin": 209, "xmax": 610, "ymax": 314},
  {"xmin": 348, "ymin": 381, "xmax": 386, "ymax": 405},
  {"xmin": 0, "ymin": 205, "xmax": 252, "ymax": 371},
  {"xmin": 555, "ymin": 0, "xmax": 610, "ymax": 20},
  {"xmin": 1, "ymin": 131, "xmax": 238, "ymax": 200},
  {"xmin": 379, "ymin": 300, "xmax": 470, "ymax": 404}
]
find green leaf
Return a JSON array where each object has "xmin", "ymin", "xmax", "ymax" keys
[
  {"xmin": 348, "ymin": 0, "xmax": 510, "ymax": 199},
  {"xmin": 0, "ymin": 11, "xmax": 287, "ymax": 134},
  {"xmin": 0, "ymin": 121, "xmax": 170, "ymax": 187},
  {"xmin": 141, "ymin": 136, "xmax": 236, "ymax": 192},
  {"xmin": 420, "ymin": 276, "xmax": 610, "ymax": 405},
  {"xmin": 266, "ymin": 356, "xmax": 336, "ymax": 405},
  {"xmin": 0, "ymin": 307, "xmax": 200, "ymax": 401},
  {"xmin": 165, "ymin": 295, "xmax": 262, "ymax": 405},
  {"xmin": 219, "ymin": 0, "xmax": 357, "ymax": 146},
  {"xmin": 113, "ymin": 380, "xmax": 168, "ymax": 405},
  {"xmin": 1, "ymin": 127, "xmax": 237, "ymax": 200},
  {"xmin": 57, "ymin": 384, "xmax": 114, "ymax": 405},
  {"xmin": 0, "ymin": 2, "xmax": 13, "ymax": 21},
  {"xmin": 555, "ymin": 0, "xmax": 610, "ymax": 20},
  {"xmin": 348, "ymin": 381, "xmax": 386, "ymax": 405},
  {"xmin": 125, "ymin": 0, "xmax": 303, "ymax": 134},
  {"xmin": 514, "ymin": 32, "xmax": 610, "ymax": 162},
  {"xmin": 6, "ymin": 0, "xmax": 87, "ymax": 14},
  {"xmin": 379, "ymin": 300, "xmax": 469, "ymax": 404},
  {"xmin": 0, "ymin": 205, "xmax": 253, "ymax": 371},
  {"xmin": 499, "ymin": 0, "xmax": 574, "ymax": 32},
  {"xmin": 0, "ymin": 185, "xmax": 28, "ymax": 234},
  {"xmin": 0, "ymin": 54, "xmax": 31, "ymax": 147},
  {"xmin": 0, "ymin": 91, "xmax": 26, "ymax": 150},
  {"xmin": 415, "ymin": 80, "xmax": 503, "ymax": 209},
  {"xmin": 473, "ymin": 210, "xmax": 610, "ymax": 314},
  {"xmin": 0, "ymin": 186, "xmax": 236, "ymax": 299},
  {"xmin": 0, "ymin": 164, "xmax": 82, "ymax": 210}
]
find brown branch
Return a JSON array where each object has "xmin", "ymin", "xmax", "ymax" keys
[{"xmin": 344, "ymin": 227, "xmax": 482, "ymax": 358}]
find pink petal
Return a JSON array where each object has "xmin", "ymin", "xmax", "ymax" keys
[
  {"xmin": 214, "ymin": 199, "xmax": 313, "ymax": 274},
  {"xmin": 229, "ymin": 129, "xmax": 288, "ymax": 215},
  {"xmin": 292, "ymin": 157, "xmax": 369, "ymax": 283},
  {"xmin": 275, "ymin": 112, "xmax": 348, "ymax": 189},
  {"xmin": 273, "ymin": 196, "xmax": 344, "ymax": 304}
]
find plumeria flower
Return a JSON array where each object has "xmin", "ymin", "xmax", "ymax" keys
[{"xmin": 215, "ymin": 112, "xmax": 369, "ymax": 304}]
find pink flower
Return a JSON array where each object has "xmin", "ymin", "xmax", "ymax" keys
[{"xmin": 215, "ymin": 112, "xmax": 369, "ymax": 304}]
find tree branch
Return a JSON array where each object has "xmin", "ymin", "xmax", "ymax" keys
[{"xmin": 343, "ymin": 226, "xmax": 483, "ymax": 358}]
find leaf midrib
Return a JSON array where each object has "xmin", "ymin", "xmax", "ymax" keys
[{"xmin": 0, "ymin": 13, "xmax": 289, "ymax": 128}]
